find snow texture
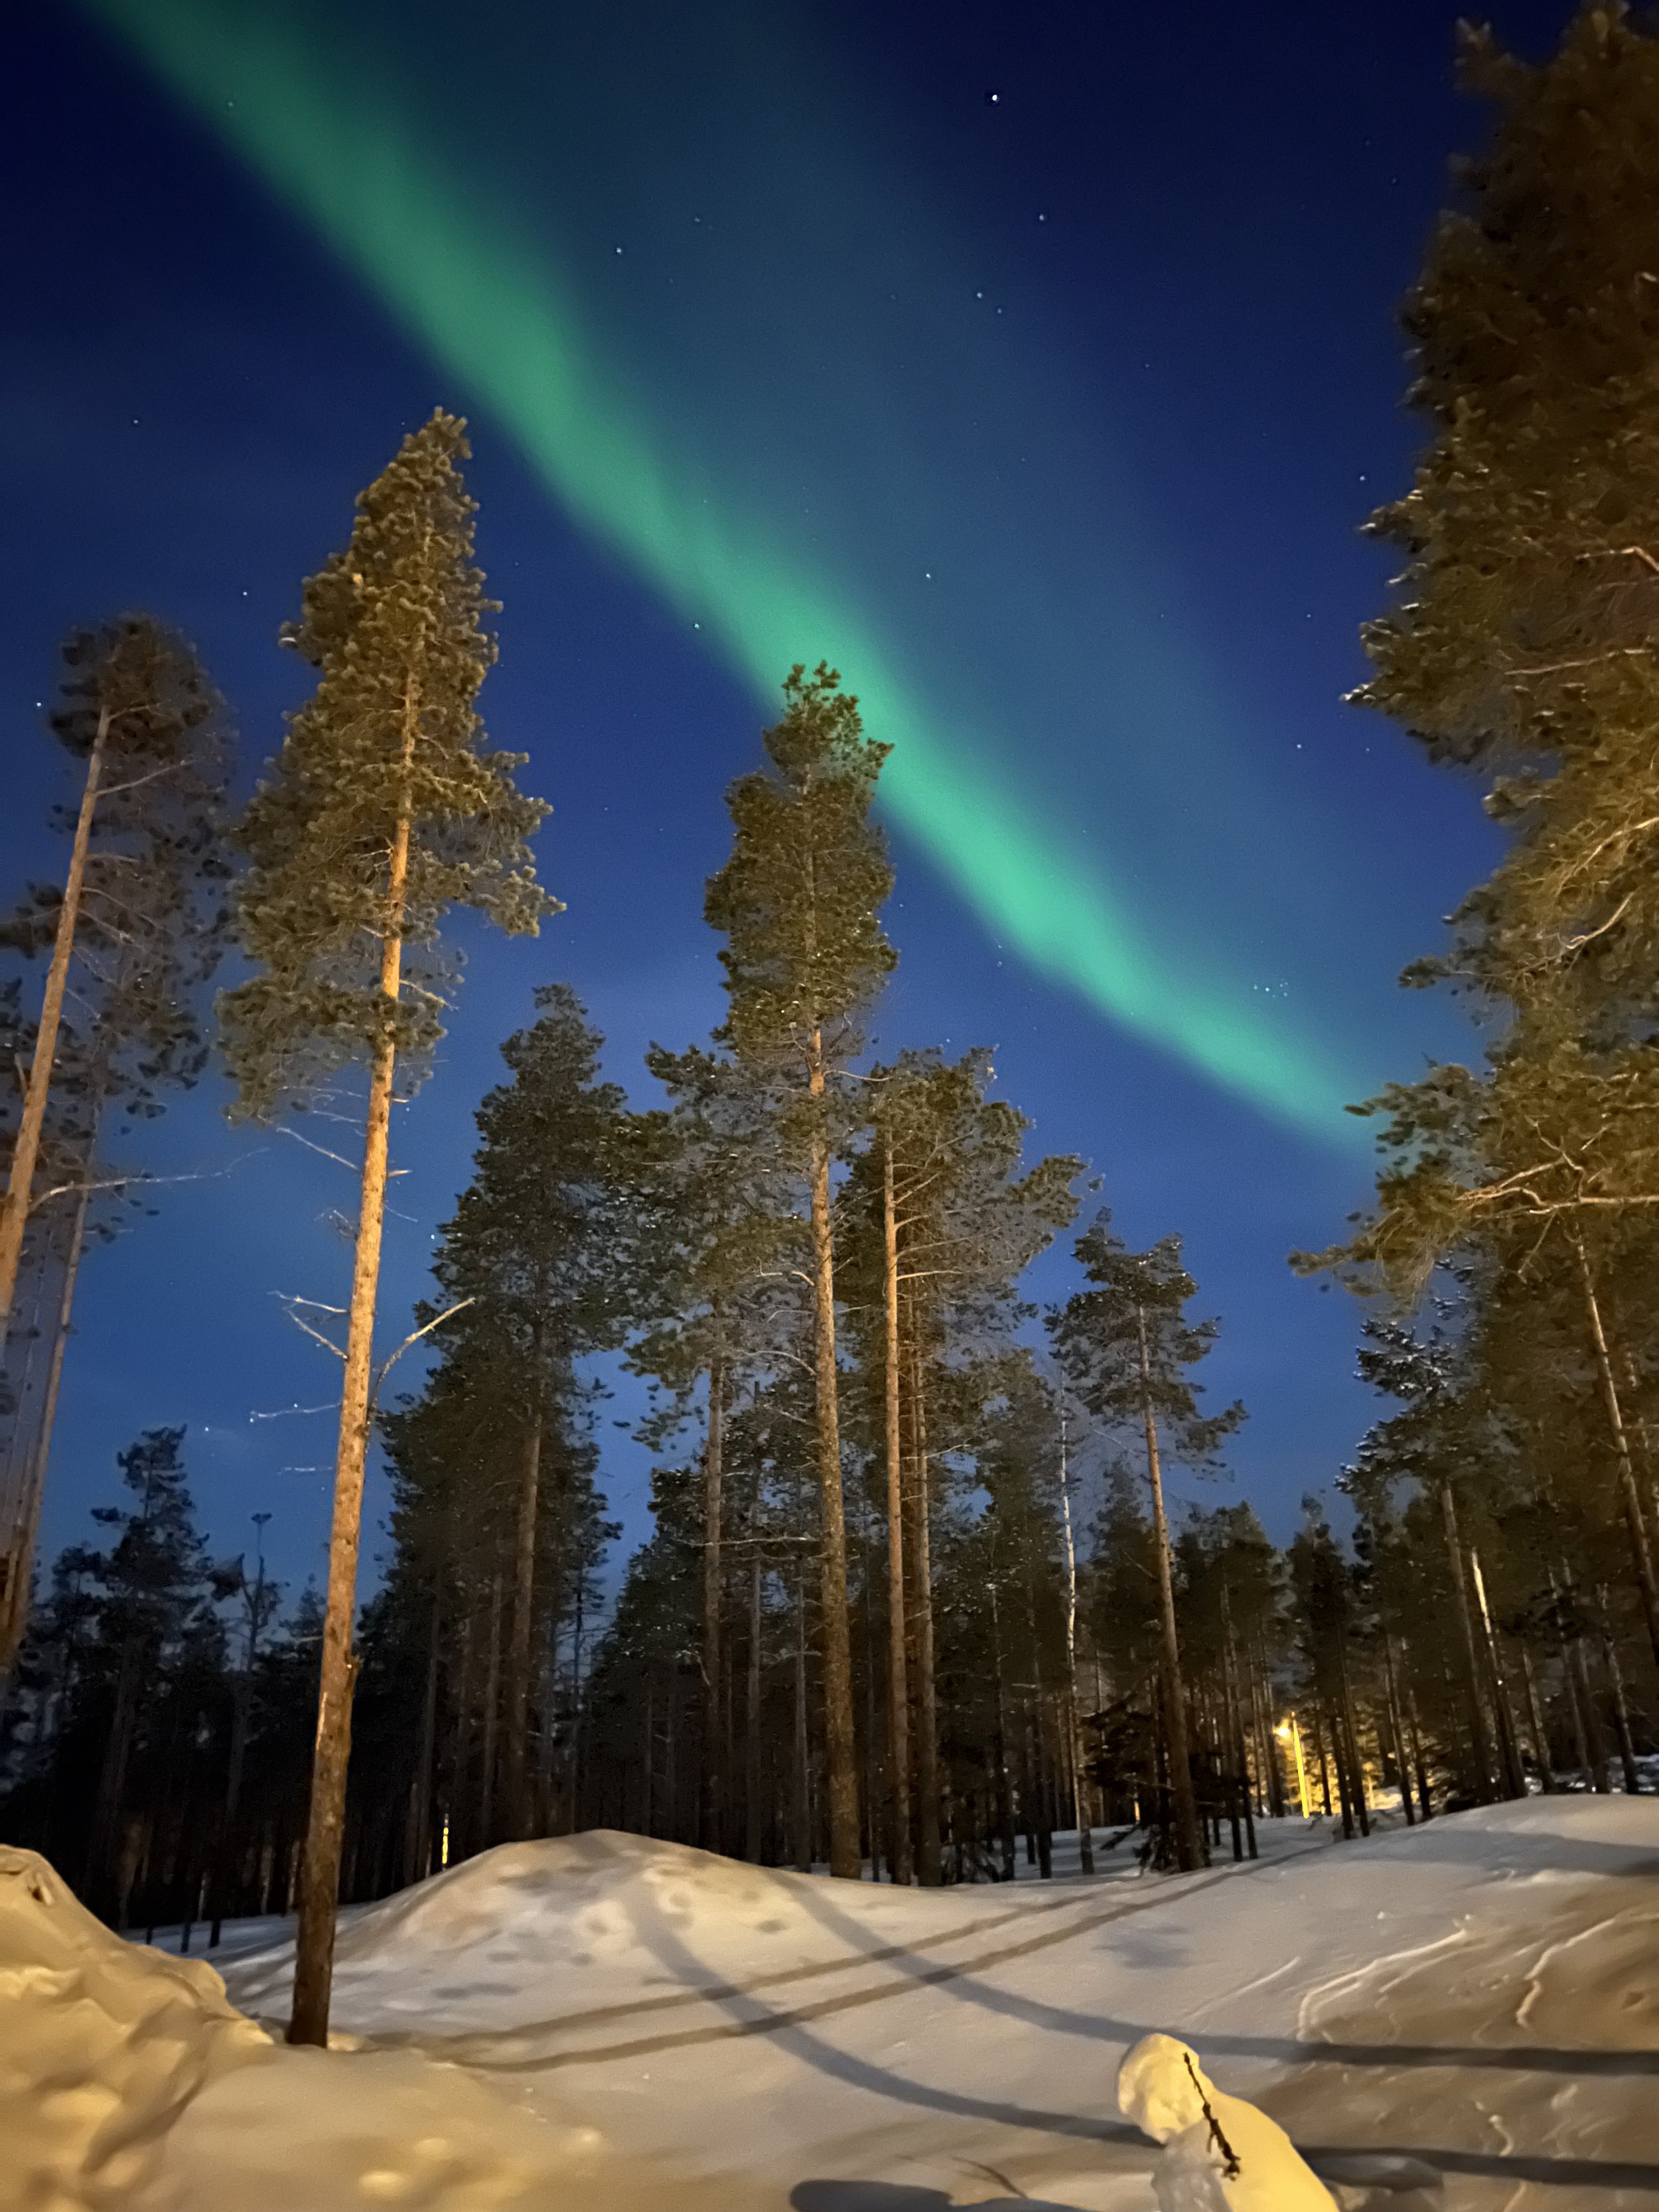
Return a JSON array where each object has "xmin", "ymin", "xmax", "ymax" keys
[{"xmin": 3, "ymin": 1798, "xmax": 1655, "ymax": 2211}]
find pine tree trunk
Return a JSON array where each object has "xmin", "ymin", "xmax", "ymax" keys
[
  {"xmin": 793, "ymin": 1576, "xmax": 812, "ymax": 1872},
  {"xmin": 1518, "ymin": 1645, "xmax": 1554, "ymax": 1795},
  {"xmin": 1311, "ymin": 1705, "xmax": 1332, "ymax": 1816},
  {"xmin": 1058, "ymin": 1414, "xmax": 1094, "ymax": 1872},
  {"xmin": 0, "ymin": 707, "xmax": 109, "ymax": 1346},
  {"xmin": 567, "ymin": 1576, "xmax": 588, "ymax": 1831},
  {"xmin": 1324, "ymin": 1685, "xmax": 1355, "ymax": 1839},
  {"xmin": 1468, "ymin": 1548, "xmax": 1528, "ymax": 1799},
  {"xmin": 1597, "ymin": 1593, "xmax": 1640, "ymax": 1795},
  {"xmin": 806, "ymin": 1094, "xmax": 859, "ymax": 1879},
  {"xmin": 904, "ymin": 1334, "xmax": 942, "ymax": 1883},
  {"xmin": 289, "ymin": 720, "xmax": 415, "ymax": 2048},
  {"xmin": 641, "ymin": 1678, "xmax": 654, "ymax": 1836},
  {"xmin": 1380, "ymin": 1633, "xmax": 1415, "ymax": 1823},
  {"xmin": 1252, "ymin": 1631, "xmax": 1285, "ymax": 1818},
  {"xmin": 858, "ymin": 1502, "xmax": 878, "ymax": 1876},
  {"xmin": 90, "ymin": 1637, "xmax": 143, "ymax": 1909},
  {"xmin": 212, "ymin": 1582, "xmax": 265, "ymax": 1943},
  {"xmin": 1137, "ymin": 1308, "xmax": 1201, "ymax": 1871},
  {"xmin": 0, "ymin": 1175, "xmax": 92, "ymax": 1675},
  {"xmin": 1438, "ymin": 1481, "xmax": 1495, "ymax": 1800},
  {"xmin": 444, "ymin": 1598, "xmax": 478, "ymax": 1858},
  {"xmin": 1575, "ymin": 1639, "xmax": 1610, "ymax": 1791},
  {"xmin": 1577, "ymin": 1242, "xmax": 1659, "ymax": 1680},
  {"xmin": 989, "ymin": 1575, "xmax": 1015, "ymax": 1879},
  {"xmin": 1400, "ymin": 1666, "xmax": 1433, "ymax": 1819},
  {"xmin": 701, "ymin": 1335, "xmax": 725, "ymax": 1852},
  {"xmin": 404, "ymin": 1592, "xmax": 442, "ymax": 1883},
  {"xmin": 663, "ymin": 1665, "xmax": 677, "ymax": 1838},
  {"xmin": 503, "ymin": 1381, "xmax": 544, "ymax": 1840},
  {"xmin": 536, "ymin": 1593, "xmax": 562, "ymax": 1834},
  {"xmin": 881, "ymin": 1143, "xmax": 912, "ymax": 1883},
  {"xmin": 1220, "ymin": 1589, "xmax": 1257, "ymax": 1860},
  {"xmin": 1334, "ymin": 1645, "xmax": 1370, "ymax": 1836},
  {"xmin": 745, "ymin": 1552, "xmax": 762, "ymax": 1862},
  {"xmin": 479, "ymin": 1571, "xmax": 504, "ymax": 1842}
]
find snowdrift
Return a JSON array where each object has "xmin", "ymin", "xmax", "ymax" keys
[
  {"xmin": 0, "ymin": 1844, "xmax": 269, "ymax": 2208},
  {"xmin": 224, "ymin": 1824, "xmax": 1104, "ymax": 2035},
  {"xmin": 0, "ymin": 1840, "xmax": 721, "ymax": 2212},
  {"xmin": 215, "ymin": 1802, "xmax": 1659, "ymax": 2210},
  {"xmin": 11, "ymin": 1802, "xmax": 1656, "ymax": 2210}
]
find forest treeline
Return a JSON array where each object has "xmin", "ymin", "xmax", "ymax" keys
[{"xmin": 2, "ymin": 1, "xmax": 1658, "ymax": 2049}]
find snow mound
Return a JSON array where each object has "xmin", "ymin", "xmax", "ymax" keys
[
  {"xmin": 226, "ymin": 1826, "xmax": 1029, "ymax": 2035},
  {"xmin": 1118, "ymin": 2032, "xmax": 1335, "ymax": 2210},
  {"xmin": 0, "ymin": 1843, "xmax": 269, "ymax": 2209},
  {"xmin": 0, "ymin": 1840, "xmax": 731, "ymax": 2211}
]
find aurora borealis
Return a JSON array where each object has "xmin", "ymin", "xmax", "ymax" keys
[
  {"xmin": 7, "ymin": 0, "xmax": 1527, "ymax": 1572},
  {"xmin": 88, "ymin": 0, "xmax": 1386, "ymax": 1143}
]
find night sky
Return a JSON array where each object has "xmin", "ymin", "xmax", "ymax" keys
[{"xmin": 3, "ymin": 1, "xmax": 1565, "ymax": 1605}]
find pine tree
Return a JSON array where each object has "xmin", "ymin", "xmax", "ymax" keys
[
  {"xmin": 630, "ymin": 1041, "xmax": 795, "ymax": 1851},
  {"xmin": 841, "ymin": 1049, "xmax": 1079, "ymax": 1881},
  {"xmin": 704, "ymin": 663, "xmax": 895, "ymax": 1879},
  {"xmin": 1050, "ymin": 1214, "xmax": 1242, "ymax": 1871},
  {"xmin": 0, "ymin": 619, "xmax": 231, "ymax": 1666},
  {"xmin": 424, "ymin": 985, "xmax": 634, "ymax": 1838},
  {"xmin": 0, "ymin": 619, "xmax": 232, "ymax": 1327},
  {"xmin": 220, "ymin": 411, "xmax": 554, "ymax": 2045},
  {"xmin": 1305, "ymin": 9, "xmax": 1659, "ymax": 1694},
  {"xmin": 66, "ymin": 1428, "xmax": 220, "ymax": 1916}
]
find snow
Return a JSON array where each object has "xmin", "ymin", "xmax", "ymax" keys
[
  {"xmin": 1116, "ymin": 2033, "xmax": 1336, "ymax": 2209},
  {"xmin": 4, "ymin": 1799, "xmax": 1655, "ymax": 2210}
]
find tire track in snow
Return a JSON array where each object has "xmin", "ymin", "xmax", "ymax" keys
[{"xmin": 390, "ymin": 1845, "xmax": 1330, "ymax": 2071}]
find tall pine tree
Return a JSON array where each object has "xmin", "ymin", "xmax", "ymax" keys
[
  {"xmin": 1050, "ymin": 1214, "xmax": 1242, "ymax": 1871},
  {"xmin": 704, "ymin": 664, "xmax": 894, "ymax": 1880},
  {"xmin": 221, "ymin": 411, "xmax": 553, "ymax": 2044},
  {"xmin": 0, "ymin": 619, "xmax": 231, "ymax": 1666}
]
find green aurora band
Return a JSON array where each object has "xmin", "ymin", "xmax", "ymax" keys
[{"xmin": 88, "ymin": 0, "xmax": 1370, "ymax": 1146}]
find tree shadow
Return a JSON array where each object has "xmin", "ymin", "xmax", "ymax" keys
[
  {"xmin": 780, "ymin": 1863, "xmax": 1659, "ymax": 2079},
  {"xmin": 790, "ymin": 2187, "xmax": 1082, "ymax": 2211}
]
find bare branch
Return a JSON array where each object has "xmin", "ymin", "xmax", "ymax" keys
[
  {"xmin": 277, "ymin": 1124, "xmax": 365, "ymax": 1173},
  {"xmin": 371, "ymin": 1296, "xmax": 476, "ymax": 1403}
]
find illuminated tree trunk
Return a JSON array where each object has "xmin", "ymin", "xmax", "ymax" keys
[
  {"xmin": 908, "ymin": 1328, "xmax": 942, "ymax": 1883},
  {"xmin": 1438, "ymin": 1480, "xmax": 1494, "ymax": 1801},
  {"xmin": 0, "ymin": 709, "xmax": 108, "ymax": 1345},
  {"xmin": 1469, "ymin": 1548, "xmax": 1527, "ymax": 1799},
  {"xmin": 807, "ymin": 1047, "xmax": 859, "ymax": 1880},
  {"xmin": 0, "ymin": 1177, "xmax": 92, "ymax": 1674},
  {"xmin": 288, "ymin": 718, "xmax": 412, "ymax": 2051},
  {"xmin": 881, "ymin": 1142, "xmax": 912, "ymax": 1883},
  {"xmin": 1577, "ymin": 1242, "xmax": 1659, "ymax": 1680}
]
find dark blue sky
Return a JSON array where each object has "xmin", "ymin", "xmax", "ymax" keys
[{"xmin": 3, "ymin": 1, "xmax": 1563, "ymax": 1605}]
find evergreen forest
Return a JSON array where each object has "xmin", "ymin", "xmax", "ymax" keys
[{"xmin": 3, "ymin": 7, "xmax": 1658, "ymax": 2059}]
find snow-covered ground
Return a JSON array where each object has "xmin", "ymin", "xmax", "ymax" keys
[{"xmin": 5, "ymin": 1798, "xmax": 1656, "ymax": 2210}]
